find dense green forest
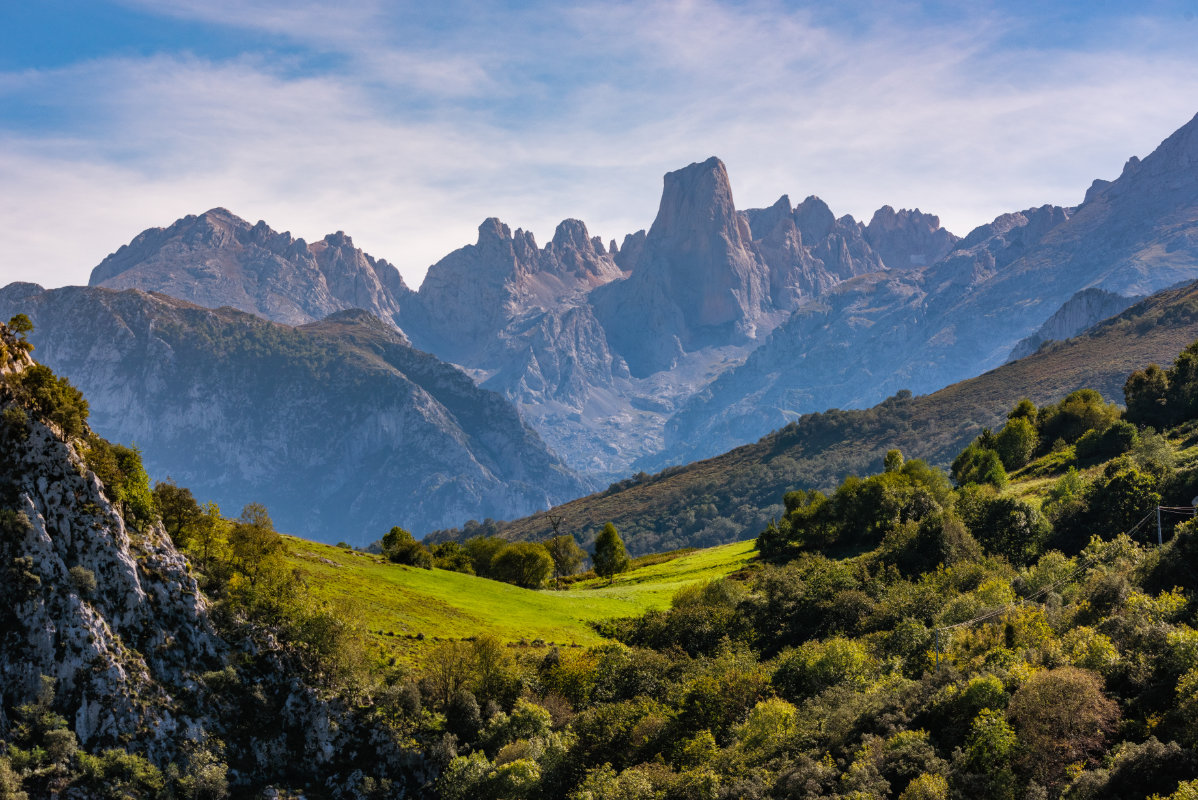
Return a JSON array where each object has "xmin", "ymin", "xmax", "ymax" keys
[{"xmin": 8, "ymin": 313, "xmax": 1198, "ymax": 798}]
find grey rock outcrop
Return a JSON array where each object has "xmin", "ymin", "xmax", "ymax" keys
[
  {"xmin": 1008, "ymin": 287, "xmax": 1139, "ymax": 361},
  {"xmin": 864, "ymin": 205, "xmax": 958, "ymax": 269},
  {"xmin": 592, "ymin": 157, "xmax": 773, "ymax": 376},
  {"xmin": 0, "ymin": 324, "xmax": 223, "ymax": 760},
  {"xmin": 89, "ymin": 208, "xmax": 415, "ymax": 331}
]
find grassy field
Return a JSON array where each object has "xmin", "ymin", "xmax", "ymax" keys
[{"xmin": 284, "ymin": 536, "xmax": 758, "ymax": 663}]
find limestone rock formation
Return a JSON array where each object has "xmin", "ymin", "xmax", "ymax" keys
[
  {"xmin": 1008, "ymin": 287, "xmax": 1139, "ymax": 361},
  {"xmin": 89, "ymin": 208, "xmax": 414, "ymax": 331},
  {"xmin": 592, "ymin": 157, "xmax": 773, "ymax": 376},
  {"xmin": 864, "ymin": 205, "xmax": 958, "ymax": 269}
]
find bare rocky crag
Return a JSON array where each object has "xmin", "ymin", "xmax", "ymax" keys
[{"xmin": 0, "ymin": 321, "xmax": 432, "ymax": 794}]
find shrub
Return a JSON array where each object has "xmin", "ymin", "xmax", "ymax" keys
[{"xmin": 69, "ymin": 565, "xmax": 97, "ymax": 598}]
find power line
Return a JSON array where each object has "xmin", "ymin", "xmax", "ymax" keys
[{"xmin": 932, "ymin": 506, "xmax": 1170, "ymax": 660}]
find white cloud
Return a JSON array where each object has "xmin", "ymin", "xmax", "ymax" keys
[{"xmin": 2, "ymin": 1, "xmax": 1198, "ymax": 293}]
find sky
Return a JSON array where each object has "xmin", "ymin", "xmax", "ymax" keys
[{"xmin": 2, "ymin": 0, "xmax": 1198, "ymax": 291}]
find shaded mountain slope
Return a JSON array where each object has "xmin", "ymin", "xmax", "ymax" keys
[
  {"xmin": 0, "ymin": 284, "xmax": 587, "ymax": 543},
  {"xmin": 481, "ymin": 279, "xmax": 1198, "ymax": 555}
]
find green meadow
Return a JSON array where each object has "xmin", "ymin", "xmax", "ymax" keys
[{"xmin": 284, "ymin": 536, "xmax": 757, "ymax": 662}]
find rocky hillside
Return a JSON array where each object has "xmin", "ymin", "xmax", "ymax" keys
[{"xmin": 0, "ymin": 284, "xmax": 588, "ymax": 543}]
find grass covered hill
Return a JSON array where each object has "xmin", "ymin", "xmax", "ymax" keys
[
  {"xmin": 470, "ymin": 280, "xmax": 1198, "ymax": 555},
  {"xmin": 283, "ymin": 536, "xmax": 757, "ymax": 663}
]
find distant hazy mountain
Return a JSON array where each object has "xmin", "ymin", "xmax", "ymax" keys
[
  {"xmin": 0, "ymin": 283, "xmax": 588, "ymax": 543},
  {"xmin": 76, "ymin": 112, "xmax": 1198, "ymax": 492},
  {"xmin": 91, "ymin": 207, "xmax": 415, "ymax": 330}
]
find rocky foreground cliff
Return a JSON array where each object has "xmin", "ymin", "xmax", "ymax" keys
[{"xmin": 0, "ymin": 320, "xmax": 432, "ymax": 797}]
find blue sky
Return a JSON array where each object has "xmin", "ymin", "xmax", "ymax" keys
[{"xmin": 2, "ymin": 0, "xmax": 1197, "ymax": 290}]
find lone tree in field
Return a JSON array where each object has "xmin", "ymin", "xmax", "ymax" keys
[{"xmin": 592, "ymin": 522, "xmax": 630, "ymax": 583}]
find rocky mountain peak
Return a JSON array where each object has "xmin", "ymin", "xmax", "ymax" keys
[
  {"xmin": 864, "ymin": 205, "xmax": 958, "ymax": 269},
  {"xmin": 794, "ymin": 195, "xmax": 836, "ymax": 243},
  {"xmin": 590, "ymin": 156, "xmax": 772, "ymax": 376},
  {"xmin": 88, "ymin": 209, "xmax": 414, "ymax": 330}
]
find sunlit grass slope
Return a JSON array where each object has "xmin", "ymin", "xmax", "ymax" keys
[{"xmin": 283, "ymin": 536, "xmax": 757, "ymax": 662}]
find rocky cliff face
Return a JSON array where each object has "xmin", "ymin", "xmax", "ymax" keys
[
  {"xmin": 1008, "ymin": 287, "xmax": 1139, "ymax": 361},
  {"xmin": 0, "ymin": 285, "xmax": 588, "ymax": 543},
  {"xmin": 0, "ymin": 324, "xmax": 431, "ymax": 794},
  {"xmin": 0, "ymin": 330, "xmax": 223, "ymax": 761},
  {"xmin": 592, "ymin": 157, "xmax": 774, "ymax": 376},
  {"xmin": 90, "ymin": 208, "xmax": 415, "ymax": 331}
]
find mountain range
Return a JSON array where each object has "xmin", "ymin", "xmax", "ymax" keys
[
  {"xmin": 0, "ymin": 284, "xmax": 585, "ymax": 543},
  {"xmin": 5, "ymin": 111, "xmax": 1198, "ymax": 544}
]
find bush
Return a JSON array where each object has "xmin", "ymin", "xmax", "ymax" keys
[
  {"xmin": 69, "ymin": 565, "xmax": 97, "ymax": 598},
  {"xmin": 383, "ymin": 526, "xmax": 433, "ymax": 569},
  {"xmin": 491, "ymin": 542, "xmax": 554, "ymax": 588},
  {"xmin": 10, "ymin": 364, "xmax": 88, "ymax": 438}
]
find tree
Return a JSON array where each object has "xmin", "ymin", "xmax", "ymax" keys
[
  {"xmin": 491, "ymin": 542, "xmax": 553, "ymax": 588},
  {"xmin": 884, "ymin": 449, "xmax": 904, "ymax": 473},
  {"xmin": 382, "ymin": 526, "xmax": 432, "ymax": 568},
  {"xmin": 544, "ymin": 535, "xmax": 585, "ymax": 581},
  {"xmin": 1007, "ymin": 666, "xmax": 1119, "ymax": 787},
  {"xmin": 593, "ymin": 523, "xmax": 630, "ymax": 583},
  {"xmin": 152, "ymin": 479, "xmax": 203, "ymax": 548},
  {"xmin": 994, "ymin": 417, "xmax": 1037, "ymax": 470},
  {"xmin": 7, "ymin": 313, "xmax": 33, "ymax": 352},
  {"xmin": 227, "ymin": 503, "xmax": 286, "ymax": 591}
]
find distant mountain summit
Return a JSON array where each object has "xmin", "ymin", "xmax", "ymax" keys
[{"xmin": 90, "ymin": 208, "xmax": 415, "ymax": 330}]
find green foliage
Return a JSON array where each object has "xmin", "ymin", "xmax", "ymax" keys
[
  {"xmin": 544, "ymin": 534, "xmax": 586, "ymax": 581},
  {"xmin": 431, "ymin": 541, "xmax": 475, "ymax": 574},
  {"xmin": 761, "ymin": 460, "xmax": 951, "ymax": 559},
  {"xmin": 8, "ymin": 364, "xmax": 88, "ymax": 438},
  {"xmin": 593, "ymin": 523, "xmax": 630, "ymax": 582},
  {"xmin": 1037, "ymin": 389, "xmax": 1122, "ymax": 446},
  {"xmin": 994, "ymin": 416, "xmax": 1038, "ymax": 470},
  {"xmin": 152, "ymin": 479, "xmax": 203, "ymax": 548},
  {"xmin": 83, "ymin": 437, "xmax": 156, "ymax": 528},
  {"xmin": 383, "ymin": 525, "xmax": 433, "ymax": 568},
  {"xmin": 6, "ymin": 314, "xmax": 33, "ymax": 353},
  {"xmin": 772, "ymin": 636, "xmax": 874, "ymax": 700},
  {"xmin": 491, "ymin": 541, "xmax": 554, "ymax": 589},
  {"xmin": 957, "ymin": 492, "xmax": 1048, "ymax": 567},
  {"xmin": 951, "ymin": 443, "xmax": 1008, "ymax": 488},
  {"xmin": 68, "ymin": 564, "xmax": 97, "ymax": 598}
]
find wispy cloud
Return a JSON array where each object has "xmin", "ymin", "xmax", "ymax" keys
[{"xmin": 2, "ymin": 1, "xmax": 1197, "ymax": 292}]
